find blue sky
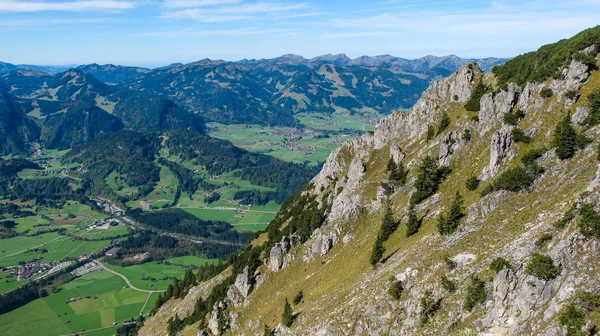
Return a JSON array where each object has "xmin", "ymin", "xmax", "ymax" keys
[{"xmin": 0, "ymin": 0, "xmax": 599, "ymax": 67}]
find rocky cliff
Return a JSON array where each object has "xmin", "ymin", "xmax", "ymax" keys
[{"xmin": 140, "ymin": 29, "xmax": 600, "ymax": 336}]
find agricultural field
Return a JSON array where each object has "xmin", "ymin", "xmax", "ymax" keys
[
  {"xmin": 208, "ymin": 112, "xmax": 380, "ymax": 166},
  {"xmin": 0, "ymin": 271, "xmax": 158, "ymax": 336},
  {"xmin": 103, "ymin": 257, "xmax": 218, "ymax": 291}
]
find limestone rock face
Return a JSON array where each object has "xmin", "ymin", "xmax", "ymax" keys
[
  {"xmin": 269, "ymin": 235, "xmax": 301, "ymax": 272},
  {"xmin": 481, "ymin": 124, "xmax": 514, "ymax": 180},
  {"xmin": 425, "ymin": 64, "xmax": 477, "ymax": 103},
  {"xmin": 311, "ymin": 229, "xmax": 338, "ymax": 256},
  {"xmin": 438, "ymin": 130, "xmax": 461, "ymax": 166},
  {"xmin": 517, "ymin": 82, "xmax": 545, "ymax": 112},
  {"xmin": 572, "ymin": 106, "xmax": 590, "ymax": 125},
  {"xmin": 478, "ymin": 84, "xmax": 520, "ymax": 135},
  {"xmin": 389, "ymin": 143, "xmax": 404, "ymax": 164}
]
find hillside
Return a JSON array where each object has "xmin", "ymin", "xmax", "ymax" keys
[
  {"xmin": 0, "ymin": 89, "xmax": 39, "ymax": 155},
  {"xmin": 77, "ymin": 63, "xmax": 151, "ymax": 84},
  {"xmin": 141, "ymin": 26, "xmax": 600, "ymax": 336}
]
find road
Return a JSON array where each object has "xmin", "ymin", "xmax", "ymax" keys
[
  {"xmin": 58, "ymin": 322, "xmax": 135, "ymax": 336},
  {"xmin": 95, "ymin": 260, "xmax": 165, "ymax": 293}
]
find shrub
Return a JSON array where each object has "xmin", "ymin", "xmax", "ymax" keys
[
  {"xmin": 578, "ymin": 203, "xmax": 600, "ymax": 238},
  {"xmin": 565, "ymin": 89, "xmax": 578, "ymax": 100},
  {"xmin": 443, "ymin": 255, "xmax": 456, "ymax": 270},
  {"xmin": 576, "ymin": 291, "xmax": 600, "ymax": 311},
  {"xmin": 411, "ymin": 156, "xmax": 451, "ymax": 205},
  {"xmin": 437, "ymin": 112, "xmax": 451, "ymax": 134},
  {"xmin": 282, "ymin": 299, "xmax": 293, "ymax": 327},
  {"xmin": 490, "ymin": 257, "xmax": 511, "ymax": 273},
  {"xmin": 503, "ymin": 110, "xmax": 526, "ymax": 125},
  {"xmin": 441, "ymin": 275, "xmax": 456, "ymax": 292},
  {"xmin": 466, "ymin": 176, "xmax": 480, "ymax": 191},
  {"xmin": 293, "ymin": 291, "xmax": 304, "ymax": 305},
  {"xmin": 464, "ymin": 276, "xmax": 486, "ymax": 312},
  {"xmin": 521, "ymin": 148, "xmax": 546, "ymax": 176},
  {"xmin": 388, "ymin": 280, "xmax": 404, "ymax": 300},
  {"xmin": 558, "ymin": 304, "xmax": 586, "ymax": 336},
  {"xmin": 535, "ymin": 233, "xmax": 553, "ymax": 248},
  {"xmin": 405, "ymin": 210, "xmax": 423, "ymax": 238},
  {"xmin": 438, "ymin": 192, "xmax": 465, "ymax": 235},
  {"xmin": 453, "ymin": 94, "xmax": 459, "ymax": 101},
  {"xmin": 419, "ymin": 290, "xmax": 441, "ymax": 325},
  {"xmin": 511, "ymin": 128, "xmax": 532, "ymax": 143},
  {"xmin": 492, "ymin": 167, "xmax": 535, "ymax": 192},
  {"xmin": 555, "ymin": 204, "xmax": 576, "ymax": 229},
  {"xmin": 465, "ymin": 81, "xmax": 487, "ymax": 112},
  {"xmin": 540, "ymin": 87, "xmax": 554, "ymax": 98},
  {"xmin": 263, "ymin": 325, "xmax": 275, "ymax": 336},
  {"xmin": 462, "ymin": 129, "xmax": 472, "ymax": 141},
  {"xmin": 553, "ymin": 114, "xmax": 578, "ymax": 160},
  {"xmin": 525, "ymin": 253, "xmax": 561, "ymax": 280}
]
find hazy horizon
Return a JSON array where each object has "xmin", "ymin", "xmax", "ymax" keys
[{"xmin": 1, "ymin": 0, "xmax": 599, "ymax": 66}]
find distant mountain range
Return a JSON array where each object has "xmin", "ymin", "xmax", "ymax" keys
[{"xmin": 0, "ymin": 54, "xmax": 509, "ymax": 126}]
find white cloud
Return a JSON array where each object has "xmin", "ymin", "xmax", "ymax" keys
[
  {"xmin": 161, "ymin": 1, "xmax": 312, "ymax": 22},
  {"xmin": 163, "ymin": 0, "xmax": 242, "ymax": 9},
  {"xmin": 132, "ymin": 27, "xmax": 294, "ymax": 37},
  {"xmin": 0, "ymin": 0, "xmax": 134, "ymax": 12}
]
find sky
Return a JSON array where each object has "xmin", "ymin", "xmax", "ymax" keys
[{"xmin": 0, "ymin": 0, "xmax": 599, "ymax": 67}]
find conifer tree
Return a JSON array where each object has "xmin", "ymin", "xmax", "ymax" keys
[
  {"xmin": 282, "ymin": 299, "xmax": 293, "ymax": 327},
  {"xmin": 553, "ymin": 114, "xmax": 577, "ymax": 160},
  {"xmin": 370, "ymin": 236, "xmax": 384, "ymax": 266},
  {"xmin": 405, "ymin": 209, "xmax": 422, "ymax": 237},
  {"xmin": 426, "ymin": 125, "xmax": 435, "ymax": 142},
  {"xmin": 438, "ymin": 192, "xmax": 465, "ymax": 235}
]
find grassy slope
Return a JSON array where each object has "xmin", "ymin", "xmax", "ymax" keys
[{"xmin": 223, "ymin": 63, "xmax": 600, "ymax": 334}]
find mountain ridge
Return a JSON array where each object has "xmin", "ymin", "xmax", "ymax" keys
[{"xmin": 140, "ymin": 26, "xmax": 600, "ymax": 336}]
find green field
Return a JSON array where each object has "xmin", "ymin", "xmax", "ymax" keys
[
  {"xmin": 208, "ymin": 112, "xmax": 379, "ymax": 166},
  {"xmin": 0, "ymin": 271, "xmax": 158, "ymax": 336},
  {"xmin": 105, "ymin": 258, "xmax": 217, "ymax": 291}
]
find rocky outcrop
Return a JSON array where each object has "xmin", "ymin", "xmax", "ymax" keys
[
  {"xmin": 226, "ymin": 266, "xmax": 256, "ymax": 308},
  {"xmin": 438, "ymin": 130, "xmax": 461, "ymax": 166},
  {"xmin": 426, "ymin": 64, "xmax": 478, "ymax": 103},
  {"xmin": 478, "ymin": 83, "xmax": 520, "ymax": 134},
  {"xmin": 481, "ymin": 124, "xmax": 514, "ymax": 180},
  {"xmin": 572, "ymin": 106, "xmax": 591, "ymax": 125},
  {"xmin": 268, "ymin": 235, "xmax": 301, "ymax": 272},
  {"xmin": 311, "ymin": 229, "xmax": 338, "ymax": 256},
  {"xmin": 517, "ymin": 82, "xmax": 545, "ymax": 112}
]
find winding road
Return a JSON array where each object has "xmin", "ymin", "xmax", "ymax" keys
[{"xmin": 95, "ymin": 260, "xmax": 165, "ymax": 293}]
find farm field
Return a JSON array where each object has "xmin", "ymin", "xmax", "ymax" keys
[
  {"xmin": 208, "ymin": 112, "xmax": 380, "ymax": 166},
  {"xmin": 0, "ymin": 271, "xmax": 157, "ymax": 336},
  {"xmin": 103, "ymin": 257, "xmax": 218, "ymax": 291}
]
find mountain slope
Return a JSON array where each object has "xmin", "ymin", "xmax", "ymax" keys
[
  {"xmin": 0, "ymin": 89, "xmax": 40, "ymax": 155},
  {"xmin": 76, "ymin": 63, "xmax": 151, "ymax": 83},
  {"xmin": 0, "ymin": 62, "xmax": 18, "ymax": 75},
  {"xmin": 141, "ymin": 27, "xmax": 600, "ymax": 336}
]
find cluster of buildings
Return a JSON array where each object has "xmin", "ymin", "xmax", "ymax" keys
[
  {"xmin": 87, "ymin": 218, "xmax": 121, "ymax": 230},
  {"xmin": 93, "ymin": 199, "xmax": 125, "ymax": 216},
  {"xmin": 272, "ymin": 127, "xmax": 316, "ymax": 139},
  {"xmin": 277, "ymin": 140, "xmax": 317, "ymax": 154},
  {"xmin": 71, "ymin": 261, "xmax": 100, "ymax": 277}
]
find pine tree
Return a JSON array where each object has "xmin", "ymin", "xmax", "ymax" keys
[
  {"xmin": 438, "ymin": 192, "xmax": 465, "ymax": 235},
  {"xmin": 370, "ymin": 236, "xmax": 384, "ymax": 266},
  {"xmin": 405, "ymin": 210, "xmax": 422, "ymax": 237},
  {"xmin": 380, "ymin": 200, "xmax": 398, "ymax": 239},
  {"xmin": 282, "ymin": 299, "xmax": 293, "ymax": 327},
  {"xmin": 437, "ymin": 112, "xmax": 451, "ymax": 134},
  {"xmin": 553, "ymin": 114, "xmax": 577, "ymax": 160},
  {"xmin": 426, "ymin": 125, "xmax": 435, "ymax": 142}
]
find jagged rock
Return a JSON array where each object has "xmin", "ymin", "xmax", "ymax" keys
[
  {"xmin": 479, "ymin": 84, "xmax": 520, "ymax": 134},
  {"xmin": 269, "ymin": 235, "xmax": 301, "ymax": 272},
  {"xmin": 208, "ymin": 302, "xmax": 226, "ymax": 336},
  {"xmin": 328, "ymin": 152, "xmax": 368, "ymax": 223},
  {"xmin": 426, "ymin": 63, "xmax": 477, "ymax": 102},
  {"xmin": 572, "ymin": 106, "xmax": 590, "ymax": 125},
  {"xmin": 235, "ymin": 266, "xmax": 254, "ymax": 297},
  {"xmin": 390, "ymin": 143, "xmax": 404, "ymax": 164},
  {"xmin": 467, "ymin": 191, "xmax": 510, "ymax": 223},
  {"xmin": 517, "ymin": 82, "xmax": 544, "ymax": 112},
  {"xmin": 311, "ymin": 229, "xmax": 337, "ymax": 256},
  {"xmin": 565, "ymin": 59, "xmax": 590, "ymax": 92},
  {"xmin": 481, "ymin": 124, "xmax": 514, "ymax": 180},
  {"xmin": 438, "ymin": 130, "xmax": 461, "ymax": 166}
]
